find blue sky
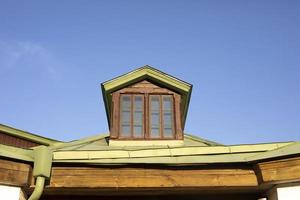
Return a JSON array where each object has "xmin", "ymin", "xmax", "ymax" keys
[{"xmin": 0, "ymin": 0, "xmax": 299, "ymax": 144}]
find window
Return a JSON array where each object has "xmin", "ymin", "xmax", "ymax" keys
[
  {"xmin": 119, "ymin": 94, "xmax": 175, "ymax": 139},
  {"xmin": 110, "ymin": 80, "xmax": 183, "ymax": 140},
  {"xmin": 149, "ymin": 95, "xmax": 174, "ymax": 139},
  {"xmin": 120, "ymin": 95, "xmax": 144, "ymax": 138}
]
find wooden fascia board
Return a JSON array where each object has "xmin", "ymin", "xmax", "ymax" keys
[
  {"xmin": 0, "ymin": 159, "xmax": 32, "ymax": 187},
  {"xmin": 255, "ymin": 156, "xmax": 300, "ymax": 185},
  {"xmin": 47, "ymin": 166, "xmax": 259, "ymax": 189}
]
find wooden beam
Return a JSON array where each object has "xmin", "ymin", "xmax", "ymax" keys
[
  {"xmin": 0, "ymin": 159, "xmax": 32, "ymax": 186},
  {"xmin": 47, "ymin": 166, "xmax": 258, "ymax": 189},
  {"xmin": 256, "ymin": 156, "xmax": 300, "ymax": 184},
  {"xmin": 42, "ymin": 187, "xmax": 261, "ymax": 197}
]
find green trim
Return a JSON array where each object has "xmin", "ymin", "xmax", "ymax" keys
[
  {"xmin": 246, "ymin": 142, "xmax": 300, "ymax": 161},
  {"xmin": 51, "ymin": 152, "xmax": 261, "ymax": 164},
  {"xmin": 50, "ymin": 134, "xmax": 108, "ymax": 150},
  {"xmin": 32, "ymin": 146, "xmax": 53, "ymax": 178},
  {"xmin": 52, "ymin": 142, "xmax": 293, "ymax": 162},
  {"xmin": 0, "ymin": 144, "xmax": 34, "ymax": 161},
  {"xmin": 0, "ymin": 124, "xmax": 61, "ymax": 146},
  {"xmin": 184, "ymin": 133, "xmax": 223, "ymax": 146},
  {"xmin": 101, "ymin": 65, "xmax": 192, "ymax": 130}
]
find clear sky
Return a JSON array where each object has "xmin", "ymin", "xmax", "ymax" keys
[{"xmin": 0, "ymin": 0, "xmax": 299, "ymax": 145}]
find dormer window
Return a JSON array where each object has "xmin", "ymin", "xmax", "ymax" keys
[
  {"xmin": 111, "ymin": 80, "xmax": 181, "ymax": 140},
  {"xmin": 118, "ymin": 93, "xmax": 175, "ymax": 139},
  {"xmin": 101, "ymin": 66, "xmax": 192, "ymax": 146}
]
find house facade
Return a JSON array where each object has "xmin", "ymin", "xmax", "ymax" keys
[{"xmin": 1, "ymin": 66, "xmax": 300, "ymax": 200}]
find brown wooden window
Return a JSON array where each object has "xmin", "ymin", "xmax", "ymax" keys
[
  {"xmin": 110, "ymin": 80, "xmax": 182, "ymax": 140},
  {"xmin": 120, "ymin": 95, "xmax": 144, "ymax": 138},
  {"xmin": 118, "ymin": 93, "xmax": 177, "ymax": 139},
  {"xmin": 149, "ymin": 95, "xmax": 174, "ymax": 139}
]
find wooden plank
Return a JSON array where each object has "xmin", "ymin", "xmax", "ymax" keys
[
  {"xmin": 256, "ymin": 156, "xmax": 300, "ymax": 184},
  {"xmin": 41, "ymin": 189, "xmax": 260, "ymax": 199},
  {"xmin": 0, "ymin": 131, "xmax": 38, "ymax": 148},
  {"xmin": 0, "ymin": 159, "xmax": 32, "ymax": 186},
  {"xmin": 129, "ymin": 80, "xmax": 161, "ymax": 89},
  {"xmin": 48, "ymin": 166, "xmax": 258, "ymax": 188}
]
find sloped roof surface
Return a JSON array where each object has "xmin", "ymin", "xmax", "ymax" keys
[
  {"xmin": 48, "ymin": 134, "xmax": 296, "ymax": 164},
  {"xmin": 0, "ymin": 126, "xmax": 299, "ymax": 165}
]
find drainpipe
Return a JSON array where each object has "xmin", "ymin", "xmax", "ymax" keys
[{"xmin": 28, "ymin": 146, "xmax": 52, "ymax": 200}]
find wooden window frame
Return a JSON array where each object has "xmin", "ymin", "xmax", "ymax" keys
[
  {"xmin": 110, "ymin": 86, "xmax": 183, "ymax": 140},
  {"xmin": 119, "ymin": 94, "xmax": 145, "ymax": 139},
  {"xmin": 149, "ymin": 95, "xmax": 176, "ymax": 139}
]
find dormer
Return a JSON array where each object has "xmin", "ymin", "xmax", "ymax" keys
[{"xmin": 101, "ymin": 66, "xmax": 192, "ymax": 146}]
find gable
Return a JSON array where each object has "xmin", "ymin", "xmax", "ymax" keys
[{"xmin": 101, "ymin": 65, "xmax": 192, "ymax": 131}]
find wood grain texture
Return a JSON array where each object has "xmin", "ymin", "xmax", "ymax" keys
[
  {"xmin": 0, "ymin": 159, "xmax": 32, "ymax": 186},
  {"xmin": 47, "ymin": 166, "xmax": 258, "ymax": 188},
  {"xmin": 256, "ymin": 156, "xmax": 300, "ymax": 184},
  {"xmin": 0, "ymin": 131, "xmax": 39, "ymax": 148}
]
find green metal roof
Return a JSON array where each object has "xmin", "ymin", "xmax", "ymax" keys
[
  {"xmin": 0, "ymin": 128, "xmax": 299, "ymax": 165},
  {"xmin": 48, "ymin": 135, "xmax": 296, "ymax": 164},
  {"xmin": 101, "ymin": 65, "xmax": 193, "ymax": 130},
  {"xmin": 0, "ymin": 123, "xmax": 299, "ymax": 166}
]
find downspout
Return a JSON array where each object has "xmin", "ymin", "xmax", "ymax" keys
[{"xmin": 28, "ymin": 146, "xmax": 53, "ymax": 200}]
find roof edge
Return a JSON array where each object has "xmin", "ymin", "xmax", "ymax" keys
[{"xmin": 0, "ymin": 124, "xmax": 61, "ymax": 146}]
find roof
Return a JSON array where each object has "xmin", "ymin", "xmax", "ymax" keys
[
  {"xmin": 0, "ymin": 124, "xmax": 61, "ymax": 146},
  {"xmin": 48, "ymin": 134, "xmax": 298, "ymax": 165},
  {"xmin": 101, "ymin": 65, "xmax": 193, "ymax": 129},
  {"xmin": 1, "ymin": 127, "xmax": 299, "ymax": 166}
]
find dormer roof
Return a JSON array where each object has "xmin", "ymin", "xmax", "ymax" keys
[{"xmin": 101, "ymin": 65, "xmax": 192, "ymax": 130}]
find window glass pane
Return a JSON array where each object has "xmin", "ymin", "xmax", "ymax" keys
[
  {"xmin": 135, "ymin": 96, "xmax": 143, "ymax": 111},
  {"xmin": 133, "ymin": 125, "xmax": 143, "ymax": 138},
  {"xmin": 163, "ymin": 96, "xmax": 174, "ymax": 138},
  {"xmin": 122, "ymin": 111, "xmax": 130, "ymax": 123},
  {"xmin": 133, "ymin": 96, "xmax": 143, "ymax": 138},
  {"xmin": 150, "ymin": 96, "xmax": 161, "ymax": 138},
  {"xmin": 163, "ymin": 96, "xmax": 172, "ymax": 111},
  {"xmin": 151, "ymin": 128, "xmax": 160, "ymax": 138},
  {"xmin": 164, "ymin": 128, "xmax": 173, "ymax": 138},
  {"xmin": 121, "ymin": 96, "xmax": 131, "ymax": 111},
  {"xmin": 134, "ymin": 111, "xmax": 142, "ymax": 124},
  {"xmin": 151, "ymin": 113, "xmax": 159, "ymax": 125},
  {"xmin": 120, "ymin": 95, "xmax": 131, "ymax": 137},
  {"xmin": 121, "ymin": 125, "xmax": 131, "ymax": 137},
  {"xmin": 163, "ymin": 113, "xmax": 172, "ymax": 128},
  {"xmin": 151, "ymin": 96, "xmax": 160, "ymax": 112}
]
